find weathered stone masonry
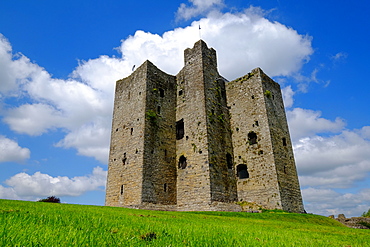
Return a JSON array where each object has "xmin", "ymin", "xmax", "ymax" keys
[{"xmin": 105, "ymin": 40, "xmax": 304, "ymax": 213}]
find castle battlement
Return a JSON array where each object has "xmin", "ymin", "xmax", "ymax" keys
[{"xmin": 105, "ymin": 40, "xmax": 304, "ymax": 213}]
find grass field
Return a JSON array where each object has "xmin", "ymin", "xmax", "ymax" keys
[{"xmin": 1, "ymin": 199, "xmax": 369, "ymax": 246}]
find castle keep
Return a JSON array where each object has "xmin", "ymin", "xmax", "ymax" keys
[{"xmin": 105, "ymin": 40, "xmax": 304, "ymax": 213}]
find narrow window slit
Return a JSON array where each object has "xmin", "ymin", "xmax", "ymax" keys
[
  {"xmin": 282, "ymin": 137, "xmax": 287, "ymax": 146},
  {"xmin": 226, "ymin": 153, "xmax": 233, "ymax": 169},
  {"xmin": 159, "ymin": 88, "xmax": 165, "ymax": 97},
  {"xmin": 176, "ymin": 119, "xmax": 184, "ymax": 140}
]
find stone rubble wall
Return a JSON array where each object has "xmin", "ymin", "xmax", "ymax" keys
[{"xmin": 330, "ymin": 214, "xmax": 370, "ymax": 229}]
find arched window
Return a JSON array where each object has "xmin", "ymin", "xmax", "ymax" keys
[
  {"xmin": 237, "ymin": 164, "xmax": 249, "ymax": 179},
  {"xmin": 178, "ymin": 155, "xmax": 187, "ymax": 169}
]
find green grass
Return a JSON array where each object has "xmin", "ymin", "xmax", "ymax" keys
[{"xmin": 1, "ymin": 199, "xmax": 369, "ymax": 246}]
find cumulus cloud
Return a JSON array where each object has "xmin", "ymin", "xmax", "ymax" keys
[
  {"xmin": 281, "ymin": 85, "xmax": 294, "ymax": 108},
  {"xmin": 176, "ymin": 0, "xmax": 225, "ymax": 21},
  {"xmin": 295, "ymin": 128, "xmax": 370, "ymax": 183},
  {"xmin": 302, "ymin": 187, "xmax": 370, "ymax": 217},
  {"xmin": 55, "ymin": 121, "xmax": 111, "ymax": 164},
  {"xmin": 0, "ymin": 167, "xmax": 107, "ymax": 200},
  {"xmin": 0, "ymin": 35, "xmax": 128, "ymax": 161},
  {"xmin": 0, "ymin": 7, "xmax": 313, "ymax": 163},
  {"xmin": 0, "ymin": 34, "xmax": 39, "ymax": 94},
  {"xmin": 119, "ymin": 9, "xmax": 313, "ymax": 80},
  {"xmin": 287, "ymin": 108, "xmax": 345, "ymax": 141},
  {"xmin": 0, "ymin": 136, "xmax": 30, "ymax": 163},
  {"xmin": 284, "ymin": 88, "xmax": 370, "ymax": 217},
  {"xmin": 4, "ymin": 103, "xmax": 64, "ymax": 136},
  {"xmin": 292, "ymin": 127, "xmax": 370, "ymax": 216},
  {"xmin": 360, "ymin": 126, "xmax": 370, "ymax": 139}
]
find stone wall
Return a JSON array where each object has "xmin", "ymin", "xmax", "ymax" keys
[
  {"xmin": 105, "ymin": 40, "xmax": 304, "ymax": 213},
  {"xmin": 105, "ymin": 62, "xmax": 148, "ymax": 207},
  {"xmin": 175, "ymin": 42, "xmax": 213, "ymax": 208},
  {"xmin": 330, "ymin": 214, "xmax": 370, "ymax": 229},
  {"xmin": 226, "ymin": 69, "xmax": 282, "ymax": 210},
  {"xmin": 260, "ymin": 70, "xmax": 304, "ymax": 213},
  {"xmin": 142, "ymin": 61, "xmax": 177, "ymax": 205}
]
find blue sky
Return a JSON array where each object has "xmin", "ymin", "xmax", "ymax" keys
[{"xmin": 0, "ymin": 0, "xmax": 369, "ymax": 217}]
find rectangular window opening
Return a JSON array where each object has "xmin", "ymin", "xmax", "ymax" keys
[
  {"xmin": 176, "ymin": 119, "xmax": 184, "ymax": 140},
  {"xmin": 159, "ymin": 88, "xmax": 165, "ymax": 97}
]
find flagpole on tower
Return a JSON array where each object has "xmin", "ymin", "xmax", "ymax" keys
[{"xmin": 199, "ymin": 24, "xmax": 201, "ymax": 40}]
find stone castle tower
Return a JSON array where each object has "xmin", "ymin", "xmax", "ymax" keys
[{"xmin": 105, "ymin": 40, "xmax": 304, "ymax": 213}]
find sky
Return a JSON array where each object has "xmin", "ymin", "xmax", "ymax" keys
[{"xmin": 0, "ymin": 0, "xmax": 369, "ymax": 217}]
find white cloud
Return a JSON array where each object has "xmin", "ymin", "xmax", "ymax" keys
[
  {"xmin": 281, "ymin": 85, "xmax": 294, "ymax": 108},
  {"xmin": 302, "ymin": 187, "xmax": 370, "ymax": 217},
  {"xmin": 0, "ymin": 136, "xmax": 30, "ymax": 163},
  {"xmin": 56, "ymin": 121, "xmax": 111, "ymax": 164},
  {"xmin": 120, "ymin": 8, "xmax": 313, "ymax": 80},
  {"xmin": 0, "ymin": 36, "xmax": 125, "ymax": 161},
  {"xmin": 0, "ymin": 7, "xmax": 313, "ymax": 163},
  {"xmin": 294, "ymin": 128, "xmax": 370, "ymax": 186},
  {"xmin": 292, "ymin": 125, "xmax": 370, "ymax": 217},
  {"xmin": 0, "ymin": 34, "xmax": 16, "ymax": 93},
  {"xmin": 4, "ymin": 103, "xmax": 64, "ymax": 136},
  {"xmin": 0, "ymin": 167, "xmax": 107, "ymax": 200},
  {"xmin": 287, "ymin": 108, "xmax": 345, "ymax": 140},
  {"xmin": 359, "ymin": 126, "xmax": 370, "ymax": 139},
  {"xmin": 0, "ymin": 34, "xmax": 40, "ymax": 94},
  {"xmin": 176, "ymin": 0, "xmax": 225, "ymax": 21},
  {"xmin": 283, "ymin": 86, "xmax": 370, "ymax": 217},
  {"xmin": 331, "ymin": 52, "xmax": 347, "ymax": 61}
]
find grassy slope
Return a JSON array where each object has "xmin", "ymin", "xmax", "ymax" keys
[{"xmin": 1, "ymin": 199, "xmax": 369, "ymax": 246}]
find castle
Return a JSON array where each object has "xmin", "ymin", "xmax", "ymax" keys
[{"xmin": 105, "ymin": 40, "xmax": 304, "ymax": 213}]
